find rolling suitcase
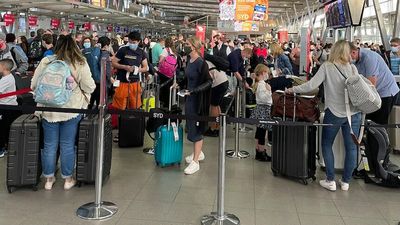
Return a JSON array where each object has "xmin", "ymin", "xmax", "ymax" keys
[
  {"xmin": 388, "ymin": 106, "xmax": 400, "ymax": 154},
  {"xmin": 118, "ymin": 81, "xmax": 145, "ymax": 148},
  {"xmin": 76, "ymin": 114, "xmax": 112, "ymax": 185},
  {"xmin": 271, "ymin": 91, "xmax": 317, "ymax": 185},
  {"xmin": 6, "ymin": 114, "xmax": 41, "ymax": 193},
  {"xmin": 154, "ymin": 87, "xmax": 183, "ymax": 167}
]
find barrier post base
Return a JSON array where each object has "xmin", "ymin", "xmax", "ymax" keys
[
  {"xmin": 225, "ymin": 150, "xmax": 250, "ymax": 159},
  {"xmin": 201, "ymin": 212, "xmax": 240, "ymax": 225},
  {"xmin": 76, "ymin": 201, "xmax": 118, "ymax": 220}
]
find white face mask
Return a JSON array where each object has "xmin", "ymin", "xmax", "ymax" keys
[{"xmin": 391, "ymin": 46, "xmax": 399, "ymax": 53}]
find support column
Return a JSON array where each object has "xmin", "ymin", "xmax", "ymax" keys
[
  {"xmin": 372, "ymin": 0, "xmax": 390, "ymax": 51},
  {"xmin": 393, "ymin": 0, "xmax": 400, "ymax": 38}
]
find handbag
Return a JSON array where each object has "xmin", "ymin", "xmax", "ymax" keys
[{"xmin": 271, "ymin": 90, "xmax": 320, "ymax": 122}]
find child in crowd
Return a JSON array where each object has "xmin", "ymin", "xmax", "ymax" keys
[
  {"xmin": 0, "ymin": 59, "xmax": 19, "ymax": 157},
  {"xmin": 250, "ymin": 64, "xmax": 273, "ymax": 162}
]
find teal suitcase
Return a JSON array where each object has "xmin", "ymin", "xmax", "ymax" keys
[{"xmin": 154, "ymin": 123, "xmax": 183, "ymax": 167}]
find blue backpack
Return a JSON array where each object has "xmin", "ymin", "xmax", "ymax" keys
[{"xmin": 34, "ymin": 56, "xmax": 73, "ymax": 106}]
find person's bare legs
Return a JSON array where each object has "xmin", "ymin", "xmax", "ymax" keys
[{"xmin": 192, "ymin": 140, "xmax": 203, "ymax": 162}]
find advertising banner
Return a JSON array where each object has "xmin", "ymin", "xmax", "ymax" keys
[
  {"xmin": 91, "ymin": 0, "xmax": 106, "ymax": 7},
  {"xmin": 219, "ymin": 0, "xmax": 236, "ymax": 21},
  {"xmin": 68, "ymin": 21, "xmax": 75, "ymax": 30},
  {"xmin": 28, "ymin": 16, "xmax": 38, "ymax": 27},
  {"xmin": 236, "ymin": 0, "xmax": 256, "ymax": 21}
]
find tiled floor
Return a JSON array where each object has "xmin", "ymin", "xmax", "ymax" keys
[{"xmin": 1, "ymin": 125, "xmax": 400, "ymax": 225}]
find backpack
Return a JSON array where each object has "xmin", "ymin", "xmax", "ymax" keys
[
  {"xmin": 204, "ymin": 53, "xmax": 230, "ymax": 73},
  {"xmin": 158, "ymin": 48, "xmax": 177, "ymax": 78},
  {"xmin": 34, "ymin": 56, "xmax": 73, "ymax": 106},
  {"xmin": 28, "ymin": 39, "xmax": 43, "ymax": 61},
  {"xmin": 333, "ymin": 64, "xmax": 381, "ymax": 114}
]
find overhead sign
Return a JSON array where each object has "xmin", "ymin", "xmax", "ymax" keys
[
  {"xmin": 234, "ymin": 21, "xmax": 259, "ymax": 32},
  {"xmin": 91, "ymin": 0, "xmax": 106, "ymax": 7},
  {"xmin": 68, "ymin": 20, "xmax": 75, "ymax": 30},
  {"xmin": 236, "ymin": 0, "xmax": 256, "ymax": 21},
  {"xmin": 219, "ymin": 0, "xmax": 236, "ymax": 21},
  {"xmin": 4, "ymin": 14, "xmax": 15, "ymax": 26},
  {"xmin": 348, "ymin": 0, "xmax": 365, "ymax": 26},
  {"xmin": 28, "ymin": 16, "xmax": 38, "ymax": 27},
  {"xmin": 196, "ymin": 25, "xmax": 206, "ymax": 56},
  {"xmin": 83, "ymin": 22, "xmax": 91, "ymax": 31},
  {"xmin": 51, "ymin": 18, "xmax": 61, "ymax": 29}
]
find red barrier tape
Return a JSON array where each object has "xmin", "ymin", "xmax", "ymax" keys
[{"xmin": 0, "ymin": 88, "xmax": 32, "ymax": 99}]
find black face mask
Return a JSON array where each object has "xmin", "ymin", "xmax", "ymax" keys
[
  {"xmin": 184, "ymin": 46, "xmax": 192, "ymax": 54},
  {"xmin": 214, "ymin": 41, "xmax": 219, "ymax": 46},
  {"xmin": 123, "ymin": 41, "xmax": 128, "ymax": 45}
]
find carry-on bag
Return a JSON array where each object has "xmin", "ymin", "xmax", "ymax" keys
[
  {"xmin": 118, "ymin": 79, "xmax": 145, "ymax": 148},
  {"xmin": 76, "ymin": 114, "xmax": 112, "ymax": 185},
  {"xmin": 7, "ymin": 114, "xmax": 41, "ymax": 193},
  {"xmin": 271, "ymin": 91, "xmax": 317, "ymax": 185},
  {"xmin": 142, "ymin": 81, "xmax": 156, "ymax": 112},
  {"xmin": 154, "ymin": 87, "xmax": 183, "ymax": 167}
]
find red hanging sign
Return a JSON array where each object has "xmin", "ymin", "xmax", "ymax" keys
[
  {"xmin": 4, "ymin": 14, "xmax": 15, "ymax": 26},
  {"xmin": 83, "ymin": 22, "xmax": 91, "ymax": 31},
  {"xmin": 51, "ymin": 18, "xmax": 61, "ymax": 29},
  {"xmin": 68, "ymin": 21, "xmax": 75, "ymax": 30},
  {"xmin": 28, "ymin": 16, "xmax": 38, "ymax": 27},
  {"xmin": 195, "ymin": 25, "xmax": 206, "ymax": 57}
]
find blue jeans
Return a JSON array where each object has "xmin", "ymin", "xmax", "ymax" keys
[
  {"xmin": 322, "ymin": 109, "xmax": 361, "ymax": 183},
  {"xmin": 41, "ymin": 115, "xmax": 82, "ymax": 178}
]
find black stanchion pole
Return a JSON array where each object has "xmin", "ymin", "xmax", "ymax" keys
[
  {"xmin": 201, "ymin": 114, "xmax": 240, "ymax": 225},
  {"xmin": 76, "ymin": 58, "xmax": 118, "ymax": 220}
]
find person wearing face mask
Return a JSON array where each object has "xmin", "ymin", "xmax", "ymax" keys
[
  {"xmin": 349, "ymin": 41, "xmax": 399, "ymax": 125},
  {"xmin": 122, "ymin": 35, "xmax": 129, "ymax": 47},
  {"xmin": 112, "ymin": 31, "xmax": 148, "ymax": 110},
  {"xmin": 82, "ymin": 36, "xmax": 101, "ymax": 109},
  {"xmin": 0, "ymin": 33, "xmax": 17, "ymax": 72},
  {"xmin": 176, "ymin": 36, "xmax": 212, "ymax": 175},
  {"xmin": 390, "ymin": 38, "xmax": 400, "ymax": 75},
  {"xmin": 212, "ymin": 34, "xmax": 231, "ymax": 59},
  {"xmin": 98, "ymin": 36, "xmax": 113, "ymax": 95}
]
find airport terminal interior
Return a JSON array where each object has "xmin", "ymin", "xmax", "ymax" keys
[{"xmin": 0, "ymin": 0, "xmax": 400, "ymax": 225}]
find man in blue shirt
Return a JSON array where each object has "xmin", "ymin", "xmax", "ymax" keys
[
  {"xmin": 228, "ymin": 48, "xmax": 253, "ymax": 82},
  {"xmin": 390, "ymin": 38, "xmax": 400, "ymax": 75},
  {"xmin": 350, "ymin": 42, "xmax": 399, "ymax": 125}
]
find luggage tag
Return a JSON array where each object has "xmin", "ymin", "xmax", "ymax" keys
[
  {"xmin": 360, "ymin": 147, "xmax": 370, "ymax": 171},
  {"xmin": 171, "ymin": 122, "xmax": 179, "ymax": 142},
  {"xmin": 113, "ymin": 80, "xmax": 120, "ymax": 87}
]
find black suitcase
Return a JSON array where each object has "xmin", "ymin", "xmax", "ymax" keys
[
  {"xmin": 118, "ymin": 109, "xmax": 145, "ymax": 147},
  {"xmin": 76, "ymin": 114, "xmax": 112, "ymax": 185},
  {"xmin": 7, "ymin": 114, "xmax": 41, "ymax": 193},
  {"xmin": 271, "ymin": 92, "xmax": 317, "ymax": 185},
  {"xmin": 118, "ymin": 81, "xmax": 145, "ymax": 148}
]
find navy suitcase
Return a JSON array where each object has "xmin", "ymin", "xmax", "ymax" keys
[
  {"xmin": 7, "ymin": 114, "xmax": 41, "ymax": 193},
  {"xmin": 76, "ymin": 114, "xmax": 113, "ymax": 185}
]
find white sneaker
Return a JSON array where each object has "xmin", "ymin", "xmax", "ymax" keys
[
  {"xmin": 185, "ymin": 151, "xmax": 205, "ymax": 164},
  {"xmin": 339, "ymin": 180, "xmax": 349, "ymax": 191},
  {"xmin": 44, "ymin": 177, "xmax": 56, "ymax": 190},
  {"xmin": 184, "ymin": 161, "xmax": 200, "ymax": 175},
  {"xmin": 64, "ymin": 178, "xmax": 76, "ymax": 190},
  {"xmin": 319, "ymin": 179, "xmax": 336, "ymax": 191}
]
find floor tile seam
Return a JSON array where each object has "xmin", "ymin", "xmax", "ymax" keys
[
  {"xmin": 130, "ymin": 170, "xmax": 157, "ymax": 202},
  {"xmin": 333, "ymin": 198, "xmax": 387, "ymax": 219}
]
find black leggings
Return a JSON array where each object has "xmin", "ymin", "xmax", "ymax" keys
[
  {"xmin": 88, "ymin": 83, "xmax": 100, "ymax": 109},
  {"xmin": 0, "ymin": 109, "xmax": 21, "ymax": 148},
  {"xmin": 255, "ymin": 127, "xmax": 267, "ymax": 145},
  {"xmin": 158, "ymin": 73, "xmax": 173, "ymax": 109}
]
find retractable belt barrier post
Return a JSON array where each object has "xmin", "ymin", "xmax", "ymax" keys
[
  {"xmin": 239, "ymin": 78, "xmax": 252, "ymax": 133},
  {"xmin": 77, "ymin": 58, "xmax": 118, "ymax": 220},
  {"xmin": 201, "ymin": 113, "xmax": 240, "ymax": 225},
  {"xmin": 226, "ymin": 83, "xmax": 250, "ymax": 159}
]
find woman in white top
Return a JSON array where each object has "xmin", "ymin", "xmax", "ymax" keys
[
  {"xmin": 158, "ymin": 37, "xmax": 177, "ymax": 108},
  {"xmin": 250, "ymin": 64, "xmax": 273, "ymax": 162},
  {"xmin": 286, "ymin": 40, "xmax": 361, "ymax": 192}
]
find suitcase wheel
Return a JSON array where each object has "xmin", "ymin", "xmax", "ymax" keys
[
  {"xmin": 301, "ymin": 179, "xmax": 308, "ymax": 185},
  {"xmin": 312, "ymin": 176, "xmax": 316, "ymax": 181},
  {"xmin": 77, "ymin": 182, "xmax": 82, "ymax": 188},
  {"xmin": 32, "ymin": 185, "xmax": 38, "ymax": 192},
  {"xmin": 7, "ymin": 186, "xmax": 15, "ymax": 194}
]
